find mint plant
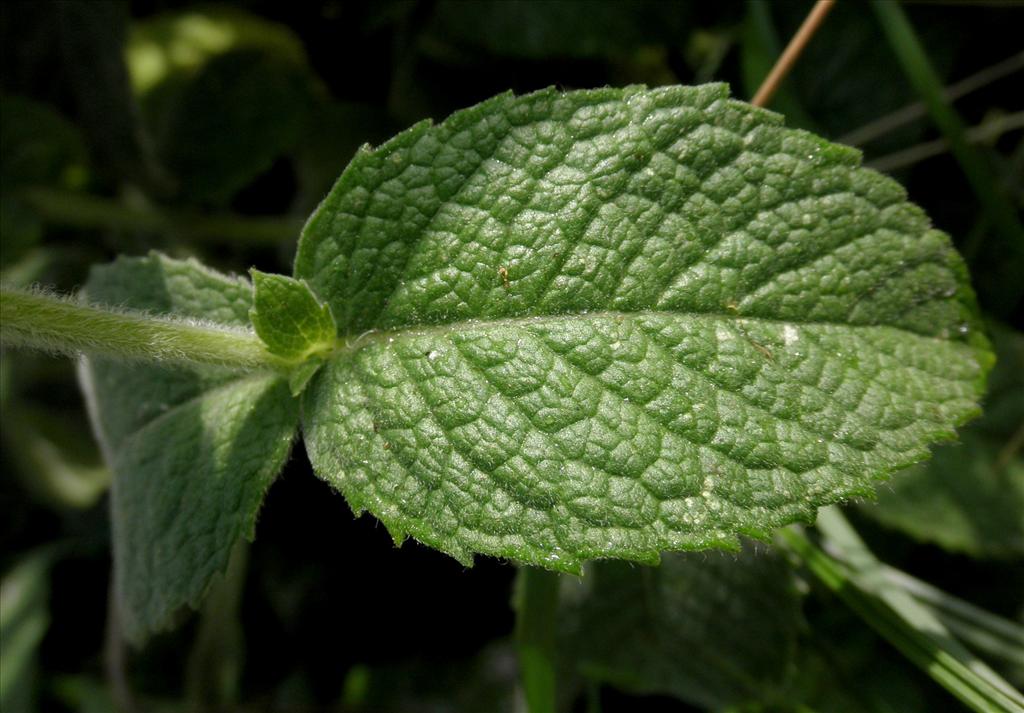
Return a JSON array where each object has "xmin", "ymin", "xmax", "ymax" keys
[
  {"xmin": 2, "ymin": 3, "xmax": 1022, "ymax": 712},
  {"xmin": 2, "ymin": 81, "xmax": 993, "ymax": 637}
]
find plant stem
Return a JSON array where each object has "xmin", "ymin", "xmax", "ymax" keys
[
  {"xmin": 882, "ymin": 566, "xmax": 1024, "ymax": 669},
  {"xmin": 872, "ymin": 2, "xmax": 1024, "ymax": 250},
  {"xmin": 515, "ymin": 567, "xmax": 560, "ymax": 713},
  {"xmin": 0, "ymin": 287, "xmax": 289, "ymax": 372},
  {"xmin": 20, "ymin": 187, "xmax": 302, "ymax": 246},
  {"xmin": 743, "ymin": 1, "xmax": 820, "ymax": 130},
  {"xmin": 103, "ymin": 584, "xmax": 134, "ymax": 713},
  {"xmin": 185, "ymin": 542, "xmax": 249, "ymax": 711},
  {"xmin": 779, "ymin": 509, "xmax": 1024, "ymax": 713},
  {"xmin": 751, "ymin": 0, "xmax": 836, "ymax": 108}
]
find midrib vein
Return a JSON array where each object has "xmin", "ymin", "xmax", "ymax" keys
[{"xmin": 328, "ymin": 309, "xmax": 964, "ymax": 358}]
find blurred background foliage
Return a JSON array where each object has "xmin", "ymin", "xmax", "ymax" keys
[{"xmin": 0, "ymin": 1, "xmax": 1021, "ymax": 711}]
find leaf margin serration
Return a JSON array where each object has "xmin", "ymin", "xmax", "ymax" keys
[{"xmin": 293, "ymin": 83, "xmax": 994, "ymax": 573}]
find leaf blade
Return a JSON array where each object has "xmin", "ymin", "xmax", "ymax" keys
[
  {"xmin": 79, "ymin": 252, "xmax": 298, "ymax": 643},
  {"xmin": 297, "ymin": 84, "xmax": 991, "ymax": 570},
  {"xmin": 109, "ymin": 373, "xmax": 295, "ymax": 643},
  {"xmin": 249, "ymin": 269, "xmax": 335, "ymax": 362},
  {"xmin": 559, "ymin": 542, "xmax": 802, "ymax": 710},
  {"xmin": 862, "ymin": 323, "xmax": 1024, "ymax": 558}
]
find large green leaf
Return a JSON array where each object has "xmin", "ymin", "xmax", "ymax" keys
[
  {"xmin": 559, "ymin": 543, "xmax": 802, "ymax": 709},
  {"xmin": 79, "ymin": 253, "xmax": 299, "ymax": 643},
  {"xmin": 863, "ymin": 324, "xmax": 1024, "ymax": 558},
  {"xmin": 295, "ymin": 84, "xmax": 991, "ymax": 573}
]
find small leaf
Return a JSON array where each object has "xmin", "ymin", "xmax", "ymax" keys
[
  {"xmin": 287, "ymin": 357, "xmax": 325, "ymax": 397},
  {"xmin": 79, "ymin": 253, "xmax": 298, "ymax": 643},
  {"xmin": 559, "ymin": 543, "xmax": 802, "ymax": 709},
  {"xmin": 295, "ymin": 84, "xmax": 992, "ymax": 572},
  {"xmin": 249, "ymin": 269, "xmax": 336, "ymax": 362}
]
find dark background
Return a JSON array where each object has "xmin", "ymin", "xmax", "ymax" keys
[{"xmin": 1, "ymin": 1, "xmax": 1022, "ymax": 711}]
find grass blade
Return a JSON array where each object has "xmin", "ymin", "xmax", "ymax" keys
[
  {"xmin": 779, "ymin": 507, "xmax": 1024, "ymax": 713},
  {"xmin": 872, "ymin": 1, "xmax": 1024, "ymax": 313},
  {"xmin": 883, "ymin": 566, "xmax": 1024, "ymax": 669},
  {"xmin": 516, "ymin": 567, "xmax": 560, "ymax": 713}
]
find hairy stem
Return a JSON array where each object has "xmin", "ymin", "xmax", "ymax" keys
[
  {"xmin": 516, "ymin": 567, "xmax": 561, "ymax": 713},
  {"xmin": 1, "ymin": 287, "xmax": 289, "ymax": 372}
]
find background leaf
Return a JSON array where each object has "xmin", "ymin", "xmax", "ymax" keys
[
  {"xmin": 144, "ymin": 48, "xmax": 314, "ymax": 207},
  {"xmin": 126, "ymin": 5, "xmax": 307, "ymax": 97},
  {"xmin": 559, "ymin": 542, "xmax": 801, "ymax": 710},
  {"xmin": 425, "ymin": 0, "xmax": 692, "ymax": 60},
  {"xmin": 0, "ymin": 95, "xmax": 88, "ymax": 266},
  {"xmin": 79, "ymin": 253, "xmax": 299, "ymax": 643}
]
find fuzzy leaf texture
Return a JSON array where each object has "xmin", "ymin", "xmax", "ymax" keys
[
  {"xmin": 249, "ymin": 269, "xmax": 335, "ymax": 361},
  {"xmin": 294, "ymin": 83, "xmax": 992, "ymax": 573},
  {"xmin": 863, "ymin": 323, "xmax": 1024, "ymax": 558},
  {"xmin": 79, "ymin": 253, "xmax": 299, "ymax": 643},
  {"xmin": 559, "ymin": 543, "xmax": 802, "ymax": 709}
]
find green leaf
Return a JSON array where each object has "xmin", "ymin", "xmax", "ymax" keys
[
  {"xmin": 292, "ymin": 100, "xmax": 397, "ymax": 214},
  {"xmin": 294, "ymin": 84, "xmax": 991, "ymax": 572},
  {"xmin": 79, "ymin": 252, "xmax": 298, "ymax": 644},
  {"xmin": 249, "ymin": 270, "xmax": 336, "ymax": 362},
  {"xmin": 559, "ymin": 543, "xmax": 802, "ymax": 709},
  {"xmin": 863, "ymin": 323, "xmax": 1024, "ymax": 558},
  {"xmin": 126, "ymin": 7, "xmax": 313, "ymax": 205},
  {"xmin": 126, "ymin": 6, "xmax": 307, "ymax": 96},
  {"xmin": 287, "ymin": 357, "xmax": 325, "ymax": 397},
  {"xmin": 144, "ymin": 48, "xmax": 313, "ymax": 206},
  {"xmin": 3, "ymin": 404, "xmax": 110, "ymax": 509}
]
